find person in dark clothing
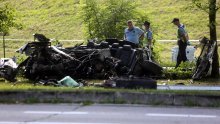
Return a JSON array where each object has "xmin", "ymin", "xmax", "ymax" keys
[{"xmin": 172, "ymin": 18, "xmax": 189, "ymax": 68}]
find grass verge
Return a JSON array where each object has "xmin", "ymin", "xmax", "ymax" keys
[{"xmin": 0, "ymin": 80, "xmax": 220, "ymax": 96}]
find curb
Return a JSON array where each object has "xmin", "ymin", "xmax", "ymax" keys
[{"xmin": 0, "ymin": 91, "xmax": 220, "ymax": 107}]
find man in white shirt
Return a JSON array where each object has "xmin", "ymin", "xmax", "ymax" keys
[{"xmin": 124, "ymin": 20, "xmax": 144, "ymax": 45}]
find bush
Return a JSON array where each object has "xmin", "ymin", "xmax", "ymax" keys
[
  {"xmin": 163, "ymin": 62, "xmax": 196, "ymax": 79},
  {"xmin": 79, "ymin": 0, "xmax": 150, "ymax": 39},
  {"xmin": 151, "ymin": 39, "xmax": 164, "ymax": 63},
  {"xmin": 79, "ymin": 0, "xmax": 162, "ymax": 63}
]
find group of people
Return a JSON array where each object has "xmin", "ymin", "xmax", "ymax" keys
[{"xmin": 124, "ymin": 18, "xmax": 189, "ymax": 68}]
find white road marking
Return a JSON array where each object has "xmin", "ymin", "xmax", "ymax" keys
[
  {"xmin": 146, "ymin": 113, "xmax": 188, "ymax": 117},
  {"xmin": 0, "ymin": 122, "xmax": 120, "ymax": 124},
  {"xmin": 146, "ymin": 113, "xmax": 217, "ymax": 118},
  {"xmin": 24, "ymin": 111, "xmax": 88, "ymax": 115},
  {"xmin": 189, "ymin": 115, "xmax": 217, "ymax": 118}
]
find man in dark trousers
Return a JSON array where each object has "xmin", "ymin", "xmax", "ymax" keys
[{"xmin": 172, "ymin": 18, "xmax": 189, "ymax": 68}]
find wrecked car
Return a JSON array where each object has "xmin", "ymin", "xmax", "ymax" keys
[{"xmin": 0, "ymin": 34, "xmax": 163, "ymax": 89}]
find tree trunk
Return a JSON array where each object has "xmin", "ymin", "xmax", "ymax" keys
[{"xmin": 209, "ymin": 0, "xmax": 219, "ymax": 78}]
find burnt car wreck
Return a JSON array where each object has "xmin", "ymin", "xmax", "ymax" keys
[{"xmin": 0, "ymin": 34, "xmax": 163, "ymax": 89}]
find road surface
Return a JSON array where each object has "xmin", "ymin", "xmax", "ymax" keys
[{"xmin": 0, "ymin": 104, "xmax": 219, "ymax": 124}]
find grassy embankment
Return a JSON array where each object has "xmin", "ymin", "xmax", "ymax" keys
[{"xmin": 0, "ymin": 0, "xmax": 219, "ymax": 58}]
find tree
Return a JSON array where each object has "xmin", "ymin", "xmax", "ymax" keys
[
  {"xmin": 79, "ymin": 0, "xmax": 149, "ymax": 39},
  {"xmin": 0, "ymin": 4, "xmax": 22, "ymax": 57},
  {"xmin": 192, "ymin": 0, "xmax": 220, "ymax": 78}
]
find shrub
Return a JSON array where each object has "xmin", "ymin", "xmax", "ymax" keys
[
  {"xmin": 79, "ymin": 0, "xmax": 150, "ymax": 39},
  {"xmin": 163, "ymin": 62, "xmax": 196, "ymax": 79}
]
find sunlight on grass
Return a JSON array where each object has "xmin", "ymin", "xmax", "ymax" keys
[{"xmin": 0, "ymin": 0, "xmax": 219, "ymax": 40}]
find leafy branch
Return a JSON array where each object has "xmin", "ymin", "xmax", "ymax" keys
[
  {"xmin": 192, "ymin": 0, "xmax": 209, "ymax": 13},
  {"xmin": 217, "ymin": 0, "xmax": 220, "ymax": 10},
  {"xmin": 192, "ymin": 0, "xmax": 220, "ymax": 12},
  {"xmin": 0, "ymin": 4, "xmax": 22, "ymax": 34}
]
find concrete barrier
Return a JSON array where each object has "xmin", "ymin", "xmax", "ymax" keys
[{"xmin": 0, "ymin": 91, "xmax": 220, "ymax": 107}]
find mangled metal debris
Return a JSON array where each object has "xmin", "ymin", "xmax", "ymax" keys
[
  {"xmin": 192, "ymin": 37, "xmax": 217, "ymax": 80},
  {"xmin": 0, "ymin": 57, "xmax": 18, "ymax": 82},
  {"xmin": 0, "ymin": 34, "xmax": 163, "ymax": 89}
]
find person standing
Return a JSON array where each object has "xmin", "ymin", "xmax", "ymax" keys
[
  {"xmin": 143, "ymin": 21, "xmax": 153, "ymax": 60},
  {"xmin": 143, "ymin": 21, "xmax": 153, "ymax": 47},
  {"xmin": 124, "ymin": 20, "xmax": 144, "ymax": 46},
  {"xmin": 172, "ymin": 18, "xmax": 189, "ymax": 68}
]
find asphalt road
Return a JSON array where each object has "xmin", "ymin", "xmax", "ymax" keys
[{"xmin": 0, "ymin": 104, "xmax": 220, "ymax": 124}]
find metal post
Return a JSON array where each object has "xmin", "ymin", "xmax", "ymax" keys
[{"xmin": 3, "ymin": 34, "xmax": 5, "ymax": 58}]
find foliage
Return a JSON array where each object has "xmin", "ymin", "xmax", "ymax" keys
[
  {"xmin": 191, "ymin": 0, "xmax": 220, "ymax": 78},
  {"xmin": 151, "ymin": 39, "xmax": 163, "ymax": 63},
  {"xmin": 163, "ymin": 62, "xmax": 196, "ymax": 79},
  {"xmin": 0, "ymin": 4, "xmax": 22, "ymax": 34},
  {"xmin": 192, "ymin": 0, "xmax": 220, "ymax": 13},
  {"xmin": 79, "ymin": 0, "xmax": 164, "ymax": 62},
  {"xmin": 191, "ymin": 0, "xmax": 219, "ymax": 40},
  {"xmin": 160, "ymin": 61, "xmax": 176, "ymax": 67},
  {"xmin": 79, "ymin": 0, "xmax": 150, "ymax": 39}
]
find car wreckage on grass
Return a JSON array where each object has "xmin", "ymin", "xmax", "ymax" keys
[
  {"xmin": 0, "ymin": 34, "xmax": 216, "ymax": 88},
  {"xmin": 0, "ymin": 34, "xmax": 163, "ymax": 89}
]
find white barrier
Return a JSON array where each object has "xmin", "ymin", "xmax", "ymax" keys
[{"xmin": 158, "ymin": 40, "xmax": 220, "ymax": 43}]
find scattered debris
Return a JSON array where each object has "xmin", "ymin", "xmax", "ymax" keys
[
  {"xmin": 0, "ymin": 58, "xmax": 18, "ymax": 82},
  {"xmin": 57, "ymin": 76, "xmax": 80, "ymax": 87}
]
